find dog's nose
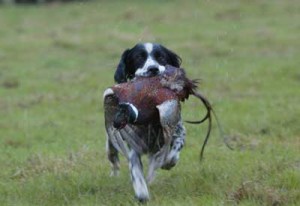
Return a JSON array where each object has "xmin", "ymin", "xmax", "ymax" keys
[{"xmin": 147, "ymin": 66, "xmax": 159, "ymax": 75}]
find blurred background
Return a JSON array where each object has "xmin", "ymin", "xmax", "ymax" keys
[
  {"xmin": 0, "ymin": 0, "xmax": 85, "ymax": 3},
  {"xmin": 0, "ymin": 0, "xmax": 299, "ymax": 205}
]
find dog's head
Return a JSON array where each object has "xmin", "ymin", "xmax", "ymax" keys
[{"xmin": 114, "ymin": 43, "xmax": 182, "ymax": 83}]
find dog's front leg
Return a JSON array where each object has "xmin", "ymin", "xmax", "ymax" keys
[
  {"xmin": 106, "ymin": 137, "xmax": 120, "ymax": 176},
  {"xmin": 129, "ymin": 150, "xmax": 149, "ymax": 202},
  {"xmin": 161, "ymin": 119, "xmax": 186, "ymax": 170}
]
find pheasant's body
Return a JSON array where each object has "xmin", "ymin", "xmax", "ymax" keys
[
  {"xmin": 109, "ymin": 65, "xmax": 195, "ymax": 125},
  {"xmin": 112, "ymin": 78, "xmax": 177, "ymax": 125}
]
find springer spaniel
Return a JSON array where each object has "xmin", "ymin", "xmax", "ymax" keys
[{"xmin": 108, "ymin": 43, "xmax": 186, "ymax": 202}]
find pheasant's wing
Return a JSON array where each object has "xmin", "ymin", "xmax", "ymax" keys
[
  {"xmin": 157, "ymin": 100, "xmax": 181, "ymax": 146},
  {"xmin": 103, "ymin": 89, "xmax": 148, "ymax": 158},
  {"xmin": 147, "ymin": 99, "xmax": 181, "ymax": 180}
]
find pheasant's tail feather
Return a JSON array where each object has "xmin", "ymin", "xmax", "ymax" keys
[
  {"xmin": 185, "ymin": 91, "xmax": 212, "ymax": 160},
  {"xmin": 185, "ymin": 90, "xmax": 212, "ymax": 125},
  {"xmin": 184, "ymin": 90, "xmax": 232, "ymax": 160}
]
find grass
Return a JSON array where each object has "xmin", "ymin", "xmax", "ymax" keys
[{"xmin": 0, "ymin": 0, "xmax": 299, "ymax": 205}]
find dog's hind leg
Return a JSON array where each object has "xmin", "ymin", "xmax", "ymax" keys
[
  {"xmin": 161, "ymin": 119, "xmax": 186, "ymax": 170},
  {"xmin": 106, "ymin": 138, "xmax": 120, "ymax": 177},
  {"xmin": 129, "ymin": 150, "xmax": 149, "ymax": 202}
]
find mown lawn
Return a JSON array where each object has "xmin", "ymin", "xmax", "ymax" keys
[{"xmin": 0, "ymin": 0, "xmax": 299, "ymax": 205}]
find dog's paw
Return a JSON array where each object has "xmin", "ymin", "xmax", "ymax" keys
[
  {"xmin": 161, "ymin": 150, "xmax": 180, "ymax": 170},
  {"xmin": 135, "ymin": 194, "xmax": 149, "ymax": 203}
]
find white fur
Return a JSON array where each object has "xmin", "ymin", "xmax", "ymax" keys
[
  {"xmin": 129, "ymin": 151, "xmax": 149, "ymax": 201},
  {"xmin": 145, "ymin": 43, "xmax": 153, "ymax": 53},
  {"xmin": 130, "ymin": 163, "xmax": 149, "ymax": 200}
]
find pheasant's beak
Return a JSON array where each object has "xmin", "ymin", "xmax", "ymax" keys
[
  {"xmin": 113, "ymin": 120, "xmax": 127, "ymax": 130},
  {"xmin": 113, "ymin": 110, "xmax": 128, "ymax": 129},
  {"xmin": 114, "ymin": 104, "xmax": 132, "ymax": 129}
]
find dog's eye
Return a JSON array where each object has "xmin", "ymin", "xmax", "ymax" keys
[
  {"xmin": 154, "ymin": 52, "xmax": 162, "ymax": 59},
  {"xmin": 155, "ymin": 52, "xmax": 167, "ymax": 64},
  {"xmin": 134, "ymin": 52, "xmax": 147, "ymax": 60}
]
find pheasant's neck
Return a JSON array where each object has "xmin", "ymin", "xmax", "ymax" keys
[{"xmin": 125, "ymin": 103, "xmax": 139, "ymax": 123}]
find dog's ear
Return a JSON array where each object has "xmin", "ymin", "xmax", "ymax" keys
[
  {"xmin": 162, "ymin": 46, "xmax": 182, "ymax": 67},
  {"xmin": 114, "ymin": 49, "xmax": 130, "ymax": 83}
]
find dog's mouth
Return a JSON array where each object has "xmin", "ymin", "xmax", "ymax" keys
[
  {"xmin": 147, "ymin": 67, "xmax": 159, "ymax": 76},
  {"xmin": 135, "ymin": 65, "xmax": 166, "ymax": 78},
  {"xmin": 140, "ymin": 71, "xmax": 159, "ymax": 77}
]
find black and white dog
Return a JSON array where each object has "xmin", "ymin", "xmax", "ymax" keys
[
  {"xmin": 114, "ymin": 43, "xmax": 182, "ymax": 82},
  {"xmin": 109, "ymin": 43, "xmax": 186, "ymax": 201}
]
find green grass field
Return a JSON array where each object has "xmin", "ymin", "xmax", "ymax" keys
[{"xmin": 0, "ymin": 0, "xmax": 299, "ymax": 205}]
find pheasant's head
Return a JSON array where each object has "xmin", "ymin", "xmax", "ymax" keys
[{"xmin": 113, "ymin": 103, "xmax": 138, "ymax": 129}]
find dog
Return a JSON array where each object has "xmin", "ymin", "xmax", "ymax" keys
[{"xmin": 109, "ymin": 43, "xmax": 186, "ymax": 202}]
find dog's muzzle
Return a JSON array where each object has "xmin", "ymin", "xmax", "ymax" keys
[{"xmin": 147, "ymin": 66, "xmax": 159, "ymax": 76}]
